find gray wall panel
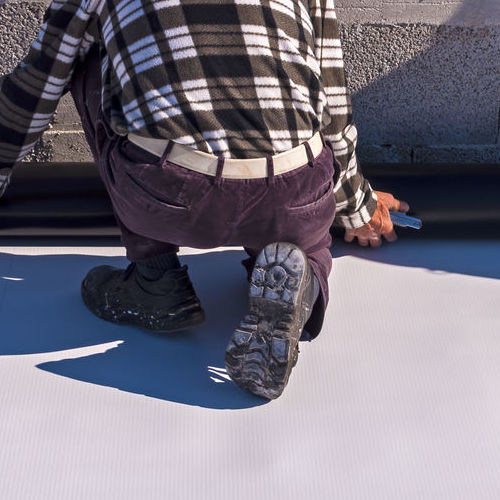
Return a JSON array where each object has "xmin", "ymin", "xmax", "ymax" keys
[
  {"xmin": 336, "ymin": 0, "xmax": 500, "ymax": 26},
  {"xmin": 341, "ymin": 24, "xmax": 500, "ymax": 163}
]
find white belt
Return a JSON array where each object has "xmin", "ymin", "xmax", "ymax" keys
[{"xmin": 127, "ymin": 131, "xmax": 324, "ymax": 179}]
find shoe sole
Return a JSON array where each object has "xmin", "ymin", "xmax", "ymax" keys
[
  {"xmin": 81, "ymin": 279, "xmax": 205, "ymax": 333},
  {"xmin": 225, "ymin": 242, "xmax": 311, "ymax": 400}
]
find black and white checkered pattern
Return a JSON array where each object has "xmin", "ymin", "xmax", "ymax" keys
[{"xmin": 0, "ymin": 0, "xmax": 376, "ymax": 228}]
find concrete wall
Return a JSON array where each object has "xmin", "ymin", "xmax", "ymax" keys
[
  {"xmin": 337, "ymin": 0, "xmax": 500, "ymax": 164},
  {"xmin": 0, "ymin": 0, "xmax": 90, "ymax": 163},
  {"xmin": 0, "ymin": 0, "xmax": 499, "ymax": 164}
]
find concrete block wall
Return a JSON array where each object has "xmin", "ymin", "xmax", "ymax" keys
[
  {"xmin": 0, "ymin": 0, "xmax": 499, "ymax": 165},
  {"xmin": 336, "ymin": 0, "xmax": 500, "ymax": 164}
]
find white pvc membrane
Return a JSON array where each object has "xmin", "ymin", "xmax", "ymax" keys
[{"xmin": 1, "ymin": 240, "xmax": 499, "ymax": 499}]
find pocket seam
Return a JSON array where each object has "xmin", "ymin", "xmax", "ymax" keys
[
  {"xmin": 287, "ymin": 180, "xmax": 334, "ymax": 215},
  {"xmin": 123, "ymin": 171, "xmax": 189, "ymax": 211}
]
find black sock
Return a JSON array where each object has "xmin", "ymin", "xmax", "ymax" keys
[{"xmin": 135, "ymin": 252, "xmax": 181, "ymax": 280}]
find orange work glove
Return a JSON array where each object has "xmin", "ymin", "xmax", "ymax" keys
[{"xmin": 344, "ymin": 191, "xmax": 410, "ymax": 247}]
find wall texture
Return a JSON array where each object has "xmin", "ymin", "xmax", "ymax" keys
[
  {"xmin": 0, "ymin": 0, "xmax": 499, "ymax": 164},
  {"xmin": 337, "ymin": 0, "xmax": 500, "ymax": 164}
]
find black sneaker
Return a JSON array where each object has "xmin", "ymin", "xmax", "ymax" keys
[
  {"xmin": 225, "ymin": 242, "xmax": 315, "ymax": 399},
  {"xmin": 81, "ymin": 262, "xmax": 205, "ymax": 332}
]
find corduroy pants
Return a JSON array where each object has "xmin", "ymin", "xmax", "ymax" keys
[{"xmin": 70, "ymin": 46, "xmax": 337, "ymax": 339}]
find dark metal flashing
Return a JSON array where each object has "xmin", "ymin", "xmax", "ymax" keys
[{"xmin": 1, "ymin": 162, "xmax": 499, "ymax": 239}]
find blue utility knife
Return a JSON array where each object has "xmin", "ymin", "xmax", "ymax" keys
[{"xmin": 389, "ymin": 211, "xmax": 422, "ymax": 229}]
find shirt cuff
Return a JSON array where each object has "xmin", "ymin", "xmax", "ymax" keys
[{"xmin": 334, "ymin": 185, "xmax": 378, "ymax": 229}]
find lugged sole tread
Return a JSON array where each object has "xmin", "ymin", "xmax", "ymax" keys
[{"xmin": 225, "ymin": 242, "xmax": 312, "ymax": 400}]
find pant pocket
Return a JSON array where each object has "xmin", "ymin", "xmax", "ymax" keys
[
  {"xmin": 109, "ymin": 140, "xmax": 189, "ymax": 211},
  {"xmin": 286, "ymin": 179, "xmax": 335, "ymax": 216},
  {"xmin": 122, "ymin": 170, "xmax": 189, "ymax": 211}
]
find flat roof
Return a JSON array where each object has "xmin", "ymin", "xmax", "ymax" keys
[{"xmin": 1, "ymin": 240, "xmax": 499, "ymax": 499}]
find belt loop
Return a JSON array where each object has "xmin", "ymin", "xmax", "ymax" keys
[
  {"xmin": 95, "ymin": 118, "xmax": 116, "ymax": 158},
  {"xmin": 159, "ymin": 140, "xmax": 175, "ymax": 166},
  {"xmin": 319, "ymin": 130, "xmax": 326, "ymax": 148},
  {"xmin": 97, "ymin": 118, "xmax": 114, "ymax": 140},
  {"xmin": 304, "ymin": 140, "xmax": 315, "ymax": 168},
  {"xmin": 214, "ymin": 155, "xmax": 225, "ymax": 186},
  {"xmin": 266, "ymin": 154, "xmax": 275, "ymax": 186}
]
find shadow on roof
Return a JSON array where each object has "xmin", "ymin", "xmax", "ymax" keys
[
  {"xmin": 331, "ymin": 239, "xmax": 500, "ymax": 281},
  {"xmin": 0, "ymin": 249, "xmax": 267, "ymax": 409},
  {"xmin": 1, "ymin": 239, "xmax": 498, "ymax": 408}
]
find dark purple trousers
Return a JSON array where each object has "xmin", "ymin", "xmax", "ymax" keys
[{"xmin": 70, "ymin": 46, "xmax": 336, "ymax": 339}]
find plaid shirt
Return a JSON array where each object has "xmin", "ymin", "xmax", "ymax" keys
[{"xmin": 0, "ymin": 0, "xmax": 376, "ymax": 228}]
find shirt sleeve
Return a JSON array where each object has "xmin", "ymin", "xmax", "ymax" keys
[
  {"xmin": 0, "ymin": 0, "xmax": 96, "ymax": 175},
  {"xmin": 309, "ymin": 0, "xmax": 377, "ymax": 229}
]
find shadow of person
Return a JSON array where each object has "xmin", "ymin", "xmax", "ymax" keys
[
  {"xmin": 0, "ymin": 249, "xmax": 267, "ymax": 409},
  {"xmin": 344, "ymin": 0, "xmax": 500, "ymax": 164},
  {"xmin": 331, "ymin": 238, "xmax": 500, "ymax": 280}
]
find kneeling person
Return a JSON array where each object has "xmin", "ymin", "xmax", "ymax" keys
[{"xmin": 0, "ymin": 0, "xmax": 408, "ymax": 399}]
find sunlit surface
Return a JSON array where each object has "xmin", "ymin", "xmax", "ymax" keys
[{"xmin": 0, "ymin": 240, "xmax": 499, "ymax": 499}]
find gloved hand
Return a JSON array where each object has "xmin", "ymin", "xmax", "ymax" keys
[{"xmin": 344, "ymin": 191, "xmax": 410, "ymax": 247}]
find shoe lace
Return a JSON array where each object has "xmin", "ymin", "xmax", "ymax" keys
[{"xmin": 123, "ymin": 262, "xmax": 136, "ymax": 281}]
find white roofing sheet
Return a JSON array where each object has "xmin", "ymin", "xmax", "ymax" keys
[{"xmin": 1, "ymin": 240, "xmax": 499, "ymax": 499}]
